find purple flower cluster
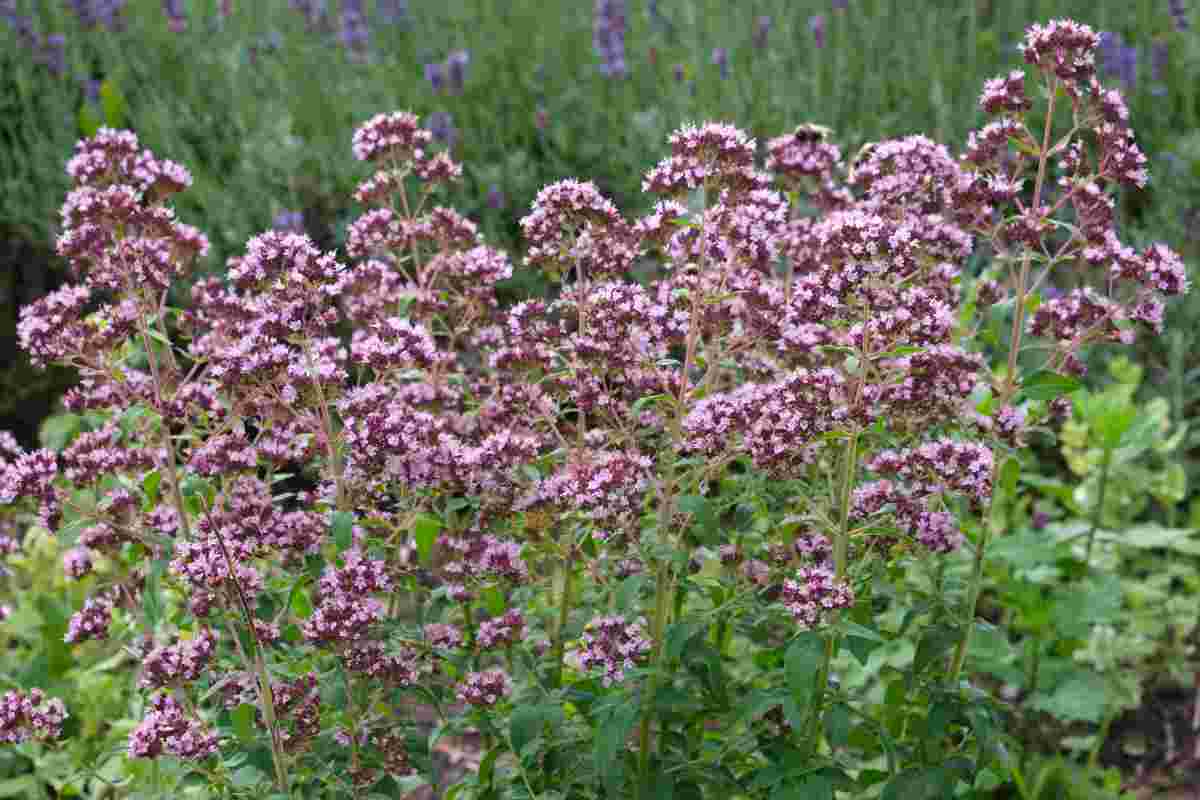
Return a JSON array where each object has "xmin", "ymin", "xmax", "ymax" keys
[
  {"xmin": 0, "ymin": 689, "xmax": 67, "ymax": 744},
  {"xmin": 140, "ymin": 630, "xmax": 218, "ymax": 689},
  {"xmin": 65, "ymin": 592, "xmax": 114, "ymax": 644},
  {"xmin": 477, "ymin": 609, "xmax": 525, "ymax": 650},
  {"xmin": 780, "ymin": 567, "xmax": 853, "ymax": 628},
  {"xmin": 303, "ymin": 549, "xmax": 391, "ymax": 643},
  {"xmin": 576, "ymin": 616, "xmax": 652, "ymax": 686},
  {"xmin": 128, "ymin": 693, "xmax": 218, "ymax": 760},
  {"xmin": 456, "ymin": 669, "xmax": 511, "ymax": 707}
]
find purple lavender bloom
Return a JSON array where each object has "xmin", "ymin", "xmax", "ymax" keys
[
  {"xmin": 809, "ymin": 14, "xmax": 826, "ymax": 49},
  {"xmin": 65, "ymin": 0, "xmax": 127, "ymax": 31},
  {"xmin": 1151, "ymin": 40, "xmax": 1169, "ymax": 81},
  {"xmin": 377, "ymin": 0, "xmax": 409, "ymax": 26},
  {"xmin": 425, "ymin": 61, "xmax": 445, "ymax": 92},
  {"xmin": 38, "ymin": 34, "xmax": 67, "ymax": 77},
  {"xmin": 1169, "ymin": 0, "xmax": 1189, "ymax": 31},
  {"xmin": 711, "ymin": 47, "xmax": 729, "ymax": 80},
  {"xmin": 753, "ymin": 15, "xmax": 772, "ymax": 50},
  {"xmin": 447, "ymin": 49, "xmax": 470, "ymax": 94},
  {"xmin": 593, "ymin": 0, "xmax": 628, "ymax": 78},
  {"xmin": 426, "ymin": 111, "xmax": 458, "ymax": 148},
  {"xmin": 272, "ymin": 210, "xmax": 305, "ymax": 233},
  {"xmin": 487, "ymin": 185, "xmax": 506, "ymax": 210},
  {"xmin": 1098, "ymin": 31, "xmax": 1137, "ymax": 86},
  {"xmin": 1, "ymin": 7, "xmax": 35, "ymax": 48},
  {"xmin": 832, "ymin": 0, "xmax": 848, "ymax": 9},
  {"xmin": 339, "ymin": 0, "xmax": 369, "ymax": 58},
  {"xmin": 162, "ymin": 0, "xmax": 186, "ymax": 32},
  {"xmin": 81, "ymin": 78, "xmax": 101, "ymax": 104},
  {"xmin": 672, "ymin": 62, "xmax": 684, "ymax": 82},
  {"xmin": 289, "ymin": 0, "xmax": 328, "ymax": 32}
]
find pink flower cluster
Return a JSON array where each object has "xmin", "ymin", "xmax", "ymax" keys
[
  {"xmin": 576, "ymin": 616, "xmax": 652, "ymax": 686},
  {"xmin": 780, "ymin": 567, "xmax": 854, "ymax": 628},
  {"xmin": 456, "ymin": 669, "xmax": 511, "ymax": 707},
  {"xmin": 128, "ymin": 693, "xmax": 219, "ymax": 760},
  {"xmin": 0, "ymin": 689, "xmax": 67, "ymax": 744}
]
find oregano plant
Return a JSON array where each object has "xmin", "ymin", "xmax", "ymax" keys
[{"xmin": 0, "ymin": 18, "xmax": 1188, "ymax": 799}]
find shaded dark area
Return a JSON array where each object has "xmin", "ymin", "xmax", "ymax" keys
[{"xmin": 0, "ymin": 225, "xmax": 73, "ymax": 450}]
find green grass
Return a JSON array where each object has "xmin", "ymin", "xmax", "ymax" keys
[{"xmin": 2, "ymin": 0, "xmax": 1197, "ymax": 271}]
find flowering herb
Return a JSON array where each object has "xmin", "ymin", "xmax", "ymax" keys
[{"xmin": 0, "ymin": 18, "xmax": 1189, "ymax": 798}]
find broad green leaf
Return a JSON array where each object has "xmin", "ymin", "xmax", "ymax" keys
[
  {"xmin": 616, "ymin": 574, "xmax": 645, "ymax": 613},
  {"xmin": 510, "ymin": 704, "xmax": 561, "ymax": 754},
  {"xmin": 998, "ymin": 457, "xmax": 1020, "ymax": 501},
  {"xmin": 143, "ymin": 557, "xmax": 167, "ymax": 630},
  {"xmin": 913, "ymin": 624, "xmax": 959, "ymax": 676},
  {"xmin": 230, "ymin": 764, "xmax": 266, "ymax": 788},
  {"xmin": 1028, "ymin": 672, "xmax": 1109, "ymax": 723},
  {"xmin": 78, "ymin": 104, "xmax": 103, "ymax": 138},
  {"xmin": 414, "ymin": 514, "xmax": 443, "ymax": 565},
  {"xmin": 677, "ymin": 495, "xmax": 718, "ymax": 544},
  {"xmin": 664, "ymin": 619, "xmax": 705, "ymax": 662},
  {"xmin": 331, "ymin": 510, "xmax": 355, "ymax": 553},
  {"xmin": 595, "ymin": 702, "xmax": 639, "ymax": 795},
  {"xmin": 785, "ymin": 632, "xmax": 824, "ymax": 711},
  {"xmin": 1115, "ymin": 524, "xmax": 1200, "ymax": 556},
  {"xmin": 99, "ymin": 79, "xmax": 129, "ymax": 127},
  {"xmin": 824, "ymin": 703, "xmax": 852, "ymax": 748},
  {"xmin": 880, "ymin": 767, "xmax": 951, "ymax": 800},
  {"xmin": 1020, "ymin": 370, "xmax": 1082, "ymax": 401},
  {"xmin": 231, "ymin": 703, "xmax": 257, "ymax": 744},
  {"xmin": 481, "ymin": 585, "xmax": 506, "ymax": 616}
]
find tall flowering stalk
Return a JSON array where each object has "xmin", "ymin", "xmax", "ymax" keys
[{"xmin": 0, "ymin": 18, "xmax": 1188, "ymax": 798}]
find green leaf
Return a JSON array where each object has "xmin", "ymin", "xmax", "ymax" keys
[
  {"xmin": 1052, "ymin": 573, "xmax": 1122, "ymax": 637},
  {"xmin": 1116, "ymin": 524, "xmax": 1200, "ymax": 556},
  {"xmin": 1029, "ymin": 672, "xmax": 1109, "ymax": 723},
  {"xmin": 595, "ymin": 702, "xmax": 639, "ymax": 795},
  {"xmin": 231, "ymin": 703, "xmax": 257, "ymax": 744},
  {"xmin": 78, "ymin": 104, "xmax": 103, "ymax": 138},
  {"xmin": 414, "ymin": 514, "xmax": 443, "ymax": 565},
  {"xmin": 824, "ymin": 703, "xmax": 852, "ymax": 748},
  {"xmin": 143, "ymin": 557, "xmax": 166, "ymax": 630},
  {"xmin": 664, "ymin": 620, "xmax": 705, "ymax": 662},
  {"xmin": 331, "ymin": 510, "xmax": 355, "ymax": 553},
  {"xmin": 481, "ymin": 585, "xmax": 506, "ymax": 617},
  {"xmin": 99, "ymin": 78, "xmax": 129, "ymax": 127},
  {"xmin": 1020, "ymin": 370, "xmax": 1083, "ymax": 401},
  {"xmin": 880, "ymin": 767, "xmax": 952, "ymax": 800},
  {"xmin": 785, "ymin": 632, "xmax": 825, "ymax": 712},
  {"xmin": 616, "ymin": 574, "xmax": 645, "ymax": 614},
  {"xmin": 229, "ymin": 764, "xmax": 266, "ymax": 788},
  {"xmin": 142, "ymin": 469, "xmax": 163, "ymax": 507},
  {"xmin": 913, "ymin": 624, "xmax": 960, "ymax": 676},
  {"xmin": 510, "ymin": 704, "xmax": 560, "ymax": 754},
  {"xmin": 840, "ymin": 620, "xmax": 885, "ymax": 665},
  {"xmin": 290, "ymin": 588, "xmax": 313, "ymax": 619},
  {"xmin": 998, "ymin": 457, "xmax": 1020, "ymax": 501},
  {"xmin": 677, "ymin": 495, "xmax": 718, "ymax": 544},
  {"xmin": 478, "ymin": 746, "xmax": 501, "ymax": 789}
]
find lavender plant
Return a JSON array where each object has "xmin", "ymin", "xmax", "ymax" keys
[{"xmin": 0, "ymin": 17, "xmax": 1190, "ymax": 799}]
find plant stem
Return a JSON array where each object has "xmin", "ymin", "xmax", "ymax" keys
[
  {"xmin": 551, "ymin": 548, "xmax": 574, "ymax": 689},
  {"xmin": 948, "ymin": 520, "xmax": 991, "ymax": 683},
  {"xmin": 807, "ymin": 431, "xmax": 859, "ymax": 749},
  {"xmin": 637, "ymin": 559, "xmax": 674, "ymax": 794},
  {"xmin": 952, "ymin": 75, "xmax": 1060, "ymax": 687},
  {"xmin": 1084, "ymin": 447, "xmax": 1112, "ymax": 563}
]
